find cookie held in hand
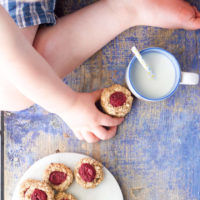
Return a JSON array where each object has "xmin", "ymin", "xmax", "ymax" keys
[
  {"xmin": 43, "ymin": 163, "xmax": 73, "ymax": 191},
  {"xmin": 74, "ymin": 157, "xmax": 104, "ymax": 189},
  {"xmin": 100, "ymin": 84, "xmax": 133, "ymax": 117}
]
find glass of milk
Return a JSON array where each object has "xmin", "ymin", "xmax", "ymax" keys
[{"xmin": 126, "ymin": 47, "xmax": 199, "ymax": 101}]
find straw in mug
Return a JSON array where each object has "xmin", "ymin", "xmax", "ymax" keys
[{"xmin": 131, "ymin": 46, "xmax": 154, "ymax": 78}]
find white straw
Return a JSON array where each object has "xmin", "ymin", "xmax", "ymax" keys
[{"xmin": 131, "ymin": 46, "xmax": 154, "ymax": 77}]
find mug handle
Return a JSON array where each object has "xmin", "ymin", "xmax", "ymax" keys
[{"xmin": 180, "ymin": 72, "xmax": 199, "ymax": 85}]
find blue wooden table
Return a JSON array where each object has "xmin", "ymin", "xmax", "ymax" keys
[{"xmin": 3, "ymin": 0, "xmax": 200, "ymax": 199}]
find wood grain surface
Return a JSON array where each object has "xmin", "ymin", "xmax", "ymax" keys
[{"xmin": 3, "ymin": 0, "xmax": 200, "ymax": 200}]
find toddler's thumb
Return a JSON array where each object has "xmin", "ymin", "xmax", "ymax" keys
[{"xmin": 92, "ymin": 89, "xmax": 103, "ymax": 101}]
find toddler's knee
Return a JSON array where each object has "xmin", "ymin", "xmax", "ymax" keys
[{"xmin": 33, "ymin": 31, "xmax": 53, "ymax": 62}]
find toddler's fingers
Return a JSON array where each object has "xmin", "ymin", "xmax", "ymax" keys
[
  {"xmin": 92, "ymin": 126, "xmax": 117, "ymax": 140},
  {"xmin": 73, "ymin": 130, "xmax": 84, "ymax": 140},
  {"xmin": 98, "ymin": 113, "xmax": 124, "ymax": 127},
  {"xmin": 92, "ymin": 89, "xmax": 103, "ymax": 101},
  {"xmin": 82, "ymin": 131, "xmax": 100, "ymax": 143}
]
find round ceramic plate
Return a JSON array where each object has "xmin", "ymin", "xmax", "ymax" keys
[{"xmin": 13, "ymin": 152, "xmax": 123, "ymax": 200}]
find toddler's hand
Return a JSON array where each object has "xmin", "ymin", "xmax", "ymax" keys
[{"xmin": 59, "ymin": 90, "xmax": 124, "ymax": 143}]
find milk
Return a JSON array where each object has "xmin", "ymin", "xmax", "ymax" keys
[{"xmin": 131, "ymin": 52, "xmax": 176, "ymax": 99}]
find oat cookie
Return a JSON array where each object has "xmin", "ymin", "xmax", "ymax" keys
[
  {"xmin": 74, "ymin": 157, "xmax": 104, "ymax": 189},
  {"xmin": 43, "ymin": 163, "xmax": 73, "ymax": 191},
  {"xmin": 19, "ymin": 179, "xmax": 39, "ymax": 200},
  {"xmin": 55, "ymin": 192, "xmax": 77, "ymax": 200},
  {"xmin": 100, "ymin": 84, "xmax": 133, "ymax": 117},
  {"xmin": 24, "ymin": 180, "xmax": 54, "ymax": 200}
]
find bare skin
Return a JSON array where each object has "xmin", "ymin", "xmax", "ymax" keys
[
  {"xmin": 0, "ymin": 26, "xmax": 38, "ymax": 111},
  {"xmin": 0, "ymin": 0, "xmax": 200, "ymax": 143}
]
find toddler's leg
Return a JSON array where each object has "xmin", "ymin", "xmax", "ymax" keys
[
  {"xmin": 33, "ymin": 0, "xmax": 200, "ymax": 79},
  {"xmin": 33, "ymin": 0, "xmax": 130, "ymax": 78}
]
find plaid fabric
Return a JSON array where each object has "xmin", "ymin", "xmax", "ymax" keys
[{"xmin": 0, "ymin": 0, "xmax": 56, "ymax": 28}]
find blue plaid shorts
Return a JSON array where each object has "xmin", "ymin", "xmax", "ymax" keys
[{"xmin": 0, "ymin": 0, "xmax": 56, "ymax": 28}]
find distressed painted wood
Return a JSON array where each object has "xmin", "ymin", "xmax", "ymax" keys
[{"xmin": 4, "ymin": 0, "xmax": 200, "ymax": 200}]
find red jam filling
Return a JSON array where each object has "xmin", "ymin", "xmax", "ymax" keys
[
  {"xmin": 78, "ymin": 163, "xmax": 96, "ymax": 182},
  {"xmin": 31, "ymin": 189, "xmax": 47, "ymax": 200},
  {"xmin": 49, "ymin": 171, "xmax": 67, "ymax": 185},
  {"xmin": 110, "ymin": 92, "xmax": 126, "ymax": 107}
]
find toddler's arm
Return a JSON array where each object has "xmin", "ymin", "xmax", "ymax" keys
[
  {"xmin": 0, "ymin": 6, "xmax": 77, "ymax": 115},
  {"xmin": 0, "ymin": 6, "xmax": 123, "ymax": 143}
]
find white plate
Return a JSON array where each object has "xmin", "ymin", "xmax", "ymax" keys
[{"xmin": 13, "ymin": 152, "xmax": 123, "ymax": 200}]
